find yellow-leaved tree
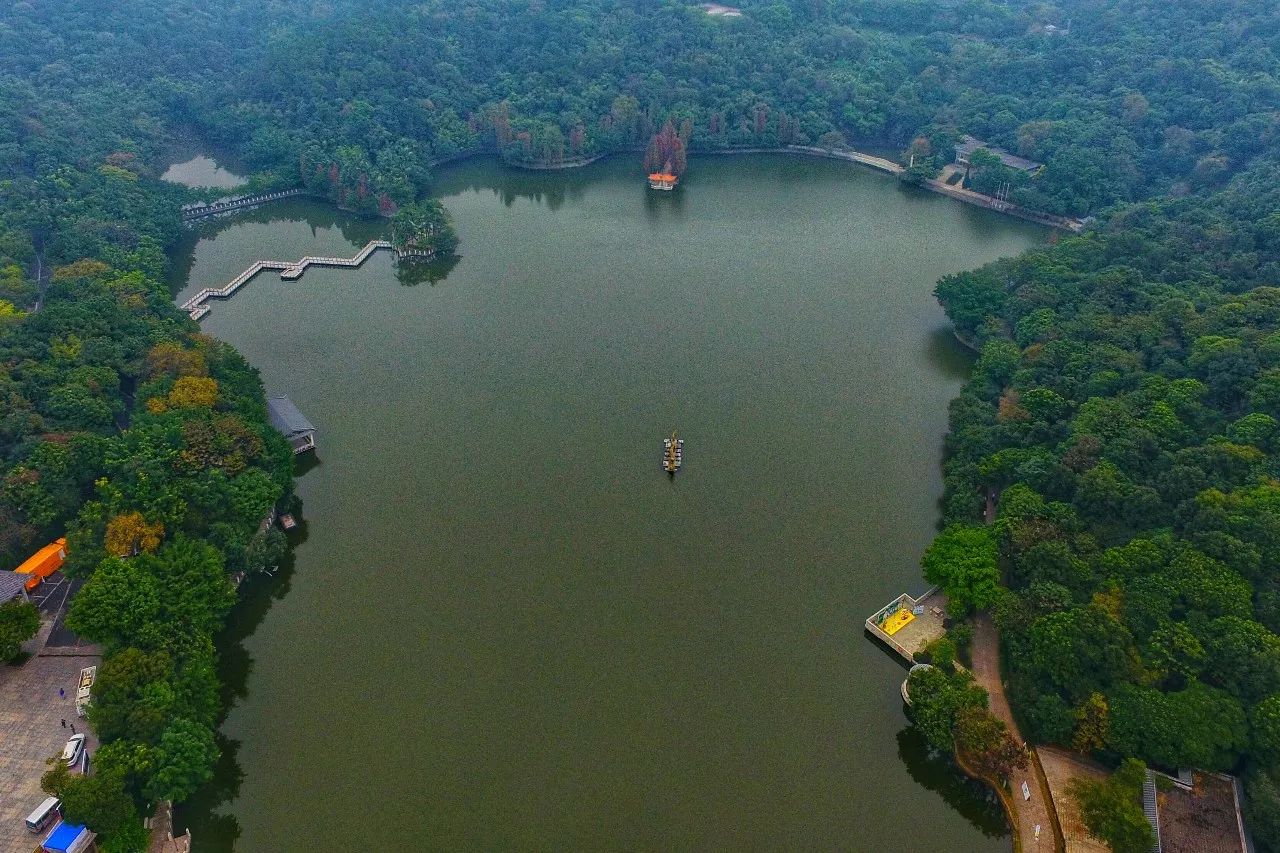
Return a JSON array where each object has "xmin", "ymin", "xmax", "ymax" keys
[
  {"xmin": 104, "ymin": 512, "xmax": 163, "ymax": 557},
  {"xmin": 166, "ymin": 376, "xmax": 219, "ymax": 409}
]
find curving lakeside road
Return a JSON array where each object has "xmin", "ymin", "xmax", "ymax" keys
[{"xmin": 972, "ymin": 614, "xmax": 1062, "ymax": 851}]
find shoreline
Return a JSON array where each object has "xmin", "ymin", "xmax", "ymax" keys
[
  {"xmin": 187, "ymin": 145, "xmax": 1085, "ymax": 234},
  {"xmin": 494, "ymin": 145, "xmax": 1085, "ymax": 232}
]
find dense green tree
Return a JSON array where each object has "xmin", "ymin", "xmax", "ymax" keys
[
  {"xmin": 42, "ymin": 760, "xmax": 147, "ymax": 853},
  {"xmin": 921, "ymin": 525, "xmax": 1001, "ymax": 615},
  {"xmin": 145, "ymin": 718, "xmax": 219, "ymax": 802},
  {"xmin": 906, "ymin": 665, "xmax": 988, "ymax": 752},
  {"xmin": 1069, "ymin": 759, "xmax": 1157, "ymax": 853},
  {"xmin": 66, "ymin": 558, "xmax": 162, "ymax": 651},
  {"xmin": 1247, "ymin": 768, "xmax": 1280, "ymax": 853},
  {"xmin": 955, "ymin": 707, "xmax": 1027, "ymax": 780},
  {"xmin": 1027, "ymin": 607, "xmax": 1133, "ymax": 701},
  {"xmin": 0, "ymin": 598, "xmax": 40, "ymax": 661},
  {"xmin": 1108, "ymin": 681, "xmax": 1247, "ymax": 771},
  {"xmin": 1253, "ymin": 696, "xmax": 1280, "ymax": 765},
  {"xmin": 88, "ymin": 647, "xmax": 175, "ymax": 744}
]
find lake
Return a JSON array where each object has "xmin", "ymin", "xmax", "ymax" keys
[{"xmin": 173, "ymin": 154, "xmax": 1042, "ymax": 851}]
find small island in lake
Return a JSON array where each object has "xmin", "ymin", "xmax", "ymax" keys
[
  {"xmin": 390, "ymin": 199, "xmax": 459, "ymax": 261},
  {"xmin": 644, "ymin": 120, "xmax": 689, "ymax": 190}
]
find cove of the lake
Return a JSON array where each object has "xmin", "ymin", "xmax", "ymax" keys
[
  {"xmin": 172, "ymin": 154, "xmax": 1042, "ymax": 851},
  {"xmin": 162, "ymin": 154, "xmax": 247, "ymax": 189}
]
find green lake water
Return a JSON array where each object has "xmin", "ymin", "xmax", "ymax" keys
[
  {"xmin": 172, "ymin": 155, "xmax": 1042, "ymax": 851},
  {"xmin": 162, "ymin": 154, "xmax": 247, "ymax": 189}
]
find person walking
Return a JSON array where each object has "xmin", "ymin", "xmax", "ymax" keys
[
  {"xmin": 61, "ymin": 719, "xmax": 66, "ymax": 728},
  {"xmin": 70, "ymin": 723, "xmax": 76, "ymax": 735},
  {"xmin": 58, "ymin": 687, "xmax": 64, "ymax": 699}
]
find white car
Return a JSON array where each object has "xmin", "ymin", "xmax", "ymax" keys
[{"xmin": 61, "ymin": 734, "xmax": 86, "ymax": 766}]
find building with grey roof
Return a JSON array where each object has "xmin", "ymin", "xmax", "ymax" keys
[
  {"xmin": 0, "ymin": 571, "xmax": 30, "ymax": 603},
  {"xmin": 954, "ymin": 135, "xmax": 1044, "ymax": 173},
  {"xmin": 267, "ymin": 395, "xmax": 317, "ymax": 454}
]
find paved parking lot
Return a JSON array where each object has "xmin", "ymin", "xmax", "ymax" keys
[
  {"xmin": 29, "ymin": 573, "xmax": 88, "ymax": 650},
  {"xmin": 0, "ymin": 649, "xmax": 99, "ymax": 851}
]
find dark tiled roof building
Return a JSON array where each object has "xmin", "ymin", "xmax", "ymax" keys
[
  {"xmin": 954, "ymin": 135, "xmax": 1044, "ymax": 173},
  {"xmin": 267, "ymin": 395, "xmax": 317, "ymax": 454}
]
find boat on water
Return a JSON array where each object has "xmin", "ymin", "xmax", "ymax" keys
[
  {"xmin": 663, "ymin": 432, "xmax": 684, "ymax": 474},
  {"xmin": 648, "ymin": 172, "xmax": 678, "ymax": 191}
]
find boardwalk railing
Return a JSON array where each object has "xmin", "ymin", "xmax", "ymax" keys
[
  {"xmin": 182, "ymin": 240, "xmax": 394, "ymax": 320},
  {"xmin": 1143, "ymin": 769, "xmax": 1162, "ymax": 853},
  {"xmin": 785, "ymin": 145, "xmax": 904, "ymax": 175},
  {"xmin": 181, "ymin": 189, "xmax": 306, "ymax": 222}
]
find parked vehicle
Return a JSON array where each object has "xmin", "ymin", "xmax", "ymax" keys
[
  {"xmin": 74, "ymin": 666, "xmax": 95, "ymax": 718},
  {"xmin": 13, "ymin": 537, "xmax": 66, "ymax": 591},
  {"xmin": 61, "ymin": 734, "xmax": 85, "ymax": 766},
  {"xmin": 24, "ymin": 796, "xmax": 59, "ymax": 833}
]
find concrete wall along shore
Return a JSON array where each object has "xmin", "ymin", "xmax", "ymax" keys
[{"xmin": 865, "ymin": 586, "xmax": 948, "ymax": 663}]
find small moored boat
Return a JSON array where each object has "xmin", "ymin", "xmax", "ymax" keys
[{"xmin": 663, "ymin": 431, "xmax": 683, "ymax": 474}]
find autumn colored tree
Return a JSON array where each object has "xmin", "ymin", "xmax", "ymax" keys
[
  {"xmin": 1072, "ymin": 692, "xmax": 1110, "ymax": 754},
  {"xmin": 642, "ymin": 119, "xmax": 687, "ymax": 176},
  {"xmin": 166, "ymin": 376, "xmax": 219, "ymax": 409},
  {"xmin": 955, "ymin": 707, "xmax": 1028, "ymax": 780},
  {"xmin": 146, "ymin": 342, "xmax": 207, "ymax": 379},
  {"xmin": 104, "ymin": 512, "xmax": 163, "ymax": 557}
]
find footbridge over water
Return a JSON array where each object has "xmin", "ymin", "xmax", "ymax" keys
[
  {"xmin": 181, "ymin": 189, "xmax": 307, "ymax": 222},
  {"xmin": 181, "ymin": 239, "xmax": 395, "ymax": 320}
]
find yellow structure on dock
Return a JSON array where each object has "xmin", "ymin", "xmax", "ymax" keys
[
  {"xmin": 865, "ymin": 587, "xmax": 949, "ymax": 663},
  {"xmin": 881, "ymin": 606, "xmax": 915, "ymax": 636}
]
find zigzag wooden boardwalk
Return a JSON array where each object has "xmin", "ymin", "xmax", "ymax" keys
[{"xmin": 182, "ymin": 240, "xmax": 394, "ymax": 320}]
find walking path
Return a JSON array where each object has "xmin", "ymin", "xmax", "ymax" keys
[
  {"xmin": 708, "ymin": 145, "xmax": 1085, "ymax": 231},
  {"xmin": 1038, "ymin": 747, "xmax": 1109, "ymax": 853},
  {"xmin": 181, "ymin": 239, "xmax": 394, "ymax": 320},
  {"xmin": 972, "ymin": 614, "xmax": 1061, "ymax": 851},
  {"xmin": 181, "ymin": 188, "xmax": 305, "ymax": 222}
]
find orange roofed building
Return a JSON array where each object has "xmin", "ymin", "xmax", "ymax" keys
[
  {"xmin": 648, "ymin": 172, "xmax": 678, "ymax": 190},
  {"xmin": 14, "ymin": 538, "xmax": 67, "ymax": 591}
]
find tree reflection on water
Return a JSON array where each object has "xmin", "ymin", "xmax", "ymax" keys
[{"xmin": 895, "ymin": 725, "xmax": 1011, "ymax": 839}]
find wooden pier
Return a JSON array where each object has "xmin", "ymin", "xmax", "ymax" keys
[{"xmin": 181, "ymin": 239, "xmax": 394, "ymax": 320}]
